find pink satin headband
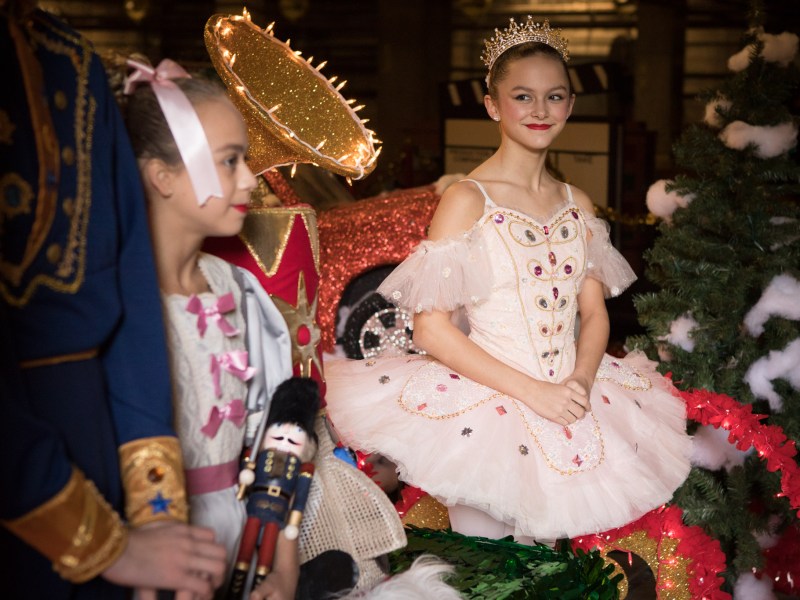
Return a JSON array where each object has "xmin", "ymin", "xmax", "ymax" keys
[{"xmin": 124, "ymin": 58, "xmax": 223, "ymax": 206}]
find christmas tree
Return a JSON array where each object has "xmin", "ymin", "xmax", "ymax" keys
[{"xmin": 630, "ymin": 1, "xmax": 800, "ymax": 594}]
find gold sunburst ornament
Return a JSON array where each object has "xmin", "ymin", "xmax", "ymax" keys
[
  {"xmin": 481, "ymin": 15, "xmax": 570, "ymax": 70},
  {"xmin": 205, "ymin": 9, "xmax": 380, "ymax": 181}
]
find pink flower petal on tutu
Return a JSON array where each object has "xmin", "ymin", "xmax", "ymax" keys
[
  {"xmin": 417, "ymin": 403, "xmax": 427, "ymax": 411},
  {"xmin": 573, "ymin": 454, "xmax": 583, "ymax": 467},
  {"xmin": 495, "ymin": 405, "xmax": 507, "ymax": 415},
  {"xmin": 602, "ymin": 395, "xmax": 611, "ymax": 404},
  {"xmin": 563, "ymin": 426, "xmax": 573, "ymax": 440},
  {"xmin": 436, "ymin": 384, "xmax": 448, "ymax": 392},
  {"xmin": 449, "ymin": 373, "xmax": 460, "ymax": 380}
]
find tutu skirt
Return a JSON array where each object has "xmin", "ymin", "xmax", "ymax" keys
[{"xmin": 326, "ymin": 351, "xmax": 691, "ymax": 540}]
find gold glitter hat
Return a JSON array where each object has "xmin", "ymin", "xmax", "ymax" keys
[
  {"xmin": 481, "ymin": 15, "xmax": 570, "ymax": 71},
  {"xmin": 205, "ymin": 10, "xmax": 380, "ymax": 180}
]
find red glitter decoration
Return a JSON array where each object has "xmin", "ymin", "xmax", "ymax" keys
[
  {"xmin": 263, "ymin": 169, "xmax": 303, "ymax": 206},
  {"xmin": 496, "ymin": 405, "xmax": 507, "ymax": 415},
  {"xmin": 572, "ymin": 504, "xmax": 730, "ymax": 600},
  {"xmin": 602, "ymin": 395, "xmax": 611, "ymax": 404},
  {"xmin": 394, "ymin": 485, "xmax": 428, "ymax": 519},
  {"xmin": 762, "ymin": 523, "xmax": 800, "ymax": 595},
  {"xmin": 564, "ymin": 426, "xmax": 573, "ymax": 439},
  {"xmin": 317, "ymin": 185, "xmax": 440, "ymax": 351}
]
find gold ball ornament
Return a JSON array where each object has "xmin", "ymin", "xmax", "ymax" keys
[{"xmin": 205, "ymin": 10, "xmax": 380, "ymax": 180}]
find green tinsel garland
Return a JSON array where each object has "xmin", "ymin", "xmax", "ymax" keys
[{"xmin": 389, "ymin": 526, "xmax": 621, "ymax": 599}]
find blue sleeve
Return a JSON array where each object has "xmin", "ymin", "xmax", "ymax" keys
[
  {"xmin": 96, "ymin": 60, "xmax": 176, "ymax": 445},
  {"xmin": 0, "ymin": 304, "xmax": 72, "ymax": 518}
]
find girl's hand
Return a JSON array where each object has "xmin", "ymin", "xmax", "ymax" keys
[
  {"xmin": 249, "ymin": 568, "xmax": 298, "ymax": 600},
  {"xmin": 563, "ymin": 374, "xmax": 592, "ymax": 407},
  {"xmin": 523, "ymin": 379, "xmax": 590, "ymax": 425},
  {"xmin": 103, "ymin": 521, "xmax": 227, "ymax": 600}
]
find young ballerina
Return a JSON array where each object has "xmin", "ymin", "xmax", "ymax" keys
[
  {"xmin": 123, "ymin": 61, "xmax": 297, "ymax": 599},
  {"xmin": 325, "ymin": 16, "xmax": 692, "ymax": 544}
]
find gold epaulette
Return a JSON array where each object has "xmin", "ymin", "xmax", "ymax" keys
[
  {"xmin": 119, "ymin": 436, "xmax": 188, "ymax": 526},
  {"xmin": 1, "ymin": 468, "xmax": 128, "ymax": 582}
]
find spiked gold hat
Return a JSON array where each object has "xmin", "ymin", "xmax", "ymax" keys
[{"xmin": 205, "ymin": 10, "xmax": 380, "ymax": 180}]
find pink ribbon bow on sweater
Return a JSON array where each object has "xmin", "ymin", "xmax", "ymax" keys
[
  {"xmin": 200, "ymin": 399, "xmax": 247, "ymax": 438},
  {"xmin": 210, "ymin": 350, "xmax": 256, "ymax": 398},
  {"xmin": 123, "ymin": 58, "xmax": 222, "ymax": 205},
  {"xmin": 186, "ymin": 293, "xmax": 240, "ymax": 337}
]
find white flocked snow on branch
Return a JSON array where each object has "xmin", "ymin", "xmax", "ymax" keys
[
  {"xmin": 719, "ymin": 120, "xmax": 798, "ymax": 159},
  {"xmin": 744, "ymin": 274, "xmax": 800, "ymax": 336},
  {"xmin": 645, "ymin": 179, "xmax": 693, "ymax": 223},
  {"xmin": 659, "ymin": 313, "xmax": 698, "ymax": 352},
  {"xmin": 744, "ymin": 338, "xmax": 800, "ymax": 411},
  {"xmin": 691, "ymin": 424, "xmax": 752, "ymax": 472},
  {"xmin": 728, "ymin": 30, "xmax": 799, "ymax": 72}
]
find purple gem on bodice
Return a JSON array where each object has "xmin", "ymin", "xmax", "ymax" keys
[
  {"xmin": 564, "ymin": 264, "xmax": 572, "ymax": 274},
  {"xmin": 534, "ymin": 265, "xmax": 543, "ymax": 276},
  {"xmin": 493, "ymin": 213, "xmax": 505, "ymax": 224},
  {"xmin": 571, "ymin": 211, "xmax": 578, "ymax": 219}
]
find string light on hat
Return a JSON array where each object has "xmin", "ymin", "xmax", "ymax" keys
[{"xmin": 205, "ymin": 9, "xmax": 381, "ymax": 182}]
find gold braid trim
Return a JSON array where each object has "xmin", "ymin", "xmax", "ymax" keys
[
  {"xmin": 2, "ymin": 468, "xmax": 128, "ymax": 583},
  {"xmin": 119, "ymin": 436, "xmax": 188, "ymax": 526}
]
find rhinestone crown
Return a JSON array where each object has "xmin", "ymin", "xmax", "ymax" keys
[{"xmin": 481, "ymin": 15, "xmax": 570, "ymax": 71}]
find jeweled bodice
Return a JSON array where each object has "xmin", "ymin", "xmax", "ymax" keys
[{"xmin": 467, "ymin": 204, "xmax": 587, "ymax": 383}]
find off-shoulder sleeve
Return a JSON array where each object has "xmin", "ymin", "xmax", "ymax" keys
[
  {"xmin": 585, "ymin": 216, "xmax": 637, "ymax": 297},
  {"xmin": 377, "ymin": 227, "xmax": 493, "ymax": 313}
]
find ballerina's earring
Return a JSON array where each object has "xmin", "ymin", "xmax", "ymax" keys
[{"xmin": 492, "ymin": 115, "xmax": 500, "ymax": 122}]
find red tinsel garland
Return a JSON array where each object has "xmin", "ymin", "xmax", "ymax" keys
[
  {"xmin": 679, "ymin": 388, "xmax": 800, "ymax": 515},
  {"xmin": 762, "ymin": 523, "xmax": 800, "ymax": 595}
]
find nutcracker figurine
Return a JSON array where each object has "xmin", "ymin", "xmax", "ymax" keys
[{"xmin": 227, "ymin": 377, "xmax": 320, "ymax": 599}]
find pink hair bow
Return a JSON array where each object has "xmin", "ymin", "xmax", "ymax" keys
[
  {"xmin": 123, "ymin": 58, "xmax": 223, "ymax": 205},
  {"xmin": 210, "ymin": 350, "xmax": 256, "ymax": 398},
  {"xmin": 186, "ymin": 293, "xmax": 240, "ymax": 337},
  {"xmin": 200, "ymin": 399, "xmax": 247, "ymax": 438}
]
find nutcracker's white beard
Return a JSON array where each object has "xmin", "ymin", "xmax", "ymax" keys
[{"xmin": 341, "ymin": 555, "xmax": 461, "ymax": 600}]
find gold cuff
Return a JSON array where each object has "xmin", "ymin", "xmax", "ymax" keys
[
  {"xmin": 119, "ymin": 436, "xmax": 188, "ymax": 526},
  {"xmin": 2, "ymin": 468, "xmax": 128, "ymax": 583}
]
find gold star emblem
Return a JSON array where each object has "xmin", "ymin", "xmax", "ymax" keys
[{"xmin": 270, "ymin": 271, "xmax": 322, "ymax": 378}]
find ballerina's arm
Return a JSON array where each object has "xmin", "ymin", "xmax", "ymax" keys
[{"xmin": 563, "ymin": 188, "xmax": 610, "ymax": 400}]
